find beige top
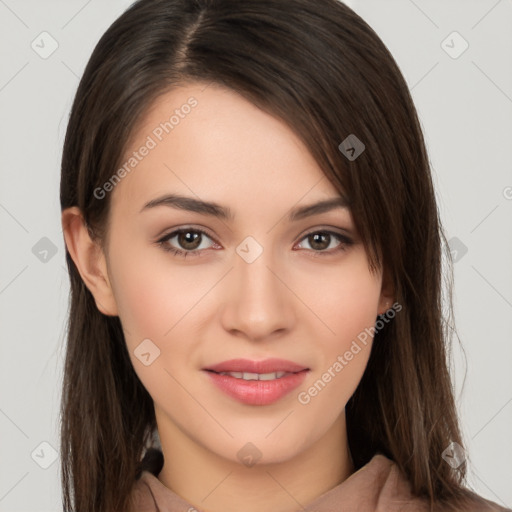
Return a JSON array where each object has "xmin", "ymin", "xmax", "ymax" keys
[{"xmin": 128, "ymin": 453, "xmax": 510, "ymax": 511}]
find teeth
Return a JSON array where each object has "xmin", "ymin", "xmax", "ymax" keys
[{"xmin": 217, "ymin": 371, "xmax": 289, "ymax": 380}]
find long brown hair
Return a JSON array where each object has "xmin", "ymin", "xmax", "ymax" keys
[{"xmin": 59, "ymin": 1, "xmax": 485, "ymax": 511}]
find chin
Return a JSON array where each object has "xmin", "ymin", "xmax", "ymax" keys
[{"xmin": 211, "ymin": 429, "xmax": 312, "ymax": 467}]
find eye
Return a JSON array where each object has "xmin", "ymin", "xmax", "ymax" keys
[
  {"xmin": 294, "ymin": 230, "xmax": 353, "ymax": 256},
  {"xmin": 156, "ymin": 227, "xmax": 218, "ymax": 258},
  {"xmin": 156, "ymin": 227, "xmax": 353, "ymax": 258}
]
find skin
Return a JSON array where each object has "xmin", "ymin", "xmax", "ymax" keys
[{"xmin": 62, "ymin": 81, "xmax": 394, "ymax": 512}]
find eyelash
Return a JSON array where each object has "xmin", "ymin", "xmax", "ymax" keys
[{"xmin": 156, "ymin": 227, "xmax": 353, "ymax": 259}]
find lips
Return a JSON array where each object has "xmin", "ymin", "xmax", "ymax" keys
[
  {"xmin": 203, "ymin": 360, "xmax": 310, "ymax": 405},
  {"xmin": 203, "ymin": 358, "xmax": 309, "ymax": 374}
]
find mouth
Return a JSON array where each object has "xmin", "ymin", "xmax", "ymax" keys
[
  {"xmin": 203, "ymin": 357, "xmax": 309, "ymax": 375},
  {"xmin": 204, "ymin": 369, "xmax": 307, "ymax": 381},
  {"xmin": 202, "ymin": 358, "xmax": 310, "ymax": 405}
]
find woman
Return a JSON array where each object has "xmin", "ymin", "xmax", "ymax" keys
[{"xmin": 59, "ymin": 0, "xmax": 510, "ymax": 511}]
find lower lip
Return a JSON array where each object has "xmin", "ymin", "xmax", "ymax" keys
[{"xmin": 204, "ymin": 370, "xmax": 309, "ymax": 405}]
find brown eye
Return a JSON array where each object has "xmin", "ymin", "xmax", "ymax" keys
[
  {"xmin": 157, "ymin": 228, "xmax": 217, "ymax": 257},
  {"xmin": 308, "ymin": 233, "xmax": 331, "ymax": 251},
  {"xmin": 177, "ymin": 231, "xmax": 202, "ymax": 250},
  {"xmin": 296, "ymin": 230, "xmax": 353, "ymax": 255}
]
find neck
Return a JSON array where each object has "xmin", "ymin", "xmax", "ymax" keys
[{"xmin": 156, "ymin": 411, "xmax": 354, "ymax": 512}]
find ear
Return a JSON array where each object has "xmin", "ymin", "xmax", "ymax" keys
[
  {"xmin": 61, "ymin": 206, "xmax": 118, "ymax": 316},
  {"xmin": 377, "ymin": 266, "xmax": 395, "ymax": 316}
]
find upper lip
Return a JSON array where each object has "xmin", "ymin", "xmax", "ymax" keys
[{"xmin": 203, "ymin": 358, "xmax": 309, "ymax": 374}]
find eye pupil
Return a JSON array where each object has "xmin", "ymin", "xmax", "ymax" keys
[
  {"xmin": 309, "ymin": 233, "xmax": 330, "ymax": 250},
  {"xmin": 178, "ymin": 231, "xmax": 201, "ymax": 250}
]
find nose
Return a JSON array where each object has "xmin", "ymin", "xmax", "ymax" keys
[{"xmin": 219, "ymin": 245, "xmax": 296, "ymax": 342}]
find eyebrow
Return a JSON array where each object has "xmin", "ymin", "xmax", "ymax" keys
[{"xmin": 139, "ymin": 193, "xmax": 349, "ymax": 222}]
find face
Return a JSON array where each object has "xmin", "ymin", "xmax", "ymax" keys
[{"xmin": 96, "ymin": 82, "xmax": 390, "ymax": 465}]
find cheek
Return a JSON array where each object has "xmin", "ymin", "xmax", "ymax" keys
[
  {"xmin": 108, "ymin": 240, "xmax": 206, "ymax": 343},
  {"xmin": 107, "ymin": 244, "xmax": 203, "ymax": 401},
  {"xmin": 299, "ymin": 251, "xmax": 381, "ymax": 343},
  {"xmin": 295, "ymin": 252, "xmax": 380, "ymax": 402}
]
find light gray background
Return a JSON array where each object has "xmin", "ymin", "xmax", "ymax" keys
[{"xmin": 0, "ymin": 0, "xmax": 511, "ymax": 510}]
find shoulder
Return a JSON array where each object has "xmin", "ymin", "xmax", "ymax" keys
[
  {"xmin": 369, "ymin": 454, "xmax": 511, "ymax": 512},
  {"xmin": 127, "ymin": 471, "xmax": 158, "ymax": 512},
  {"xmin": 127, "ymin": 468, "xmax": 199, "ymax": 511},
  {"xmin": 441, "ymin": 489, "xmax": 512, "ymax": 512}
]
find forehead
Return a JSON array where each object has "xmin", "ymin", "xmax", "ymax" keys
[{"xmin": 109, "ymin": 81, "xmax": 341, "ymax": 216}]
